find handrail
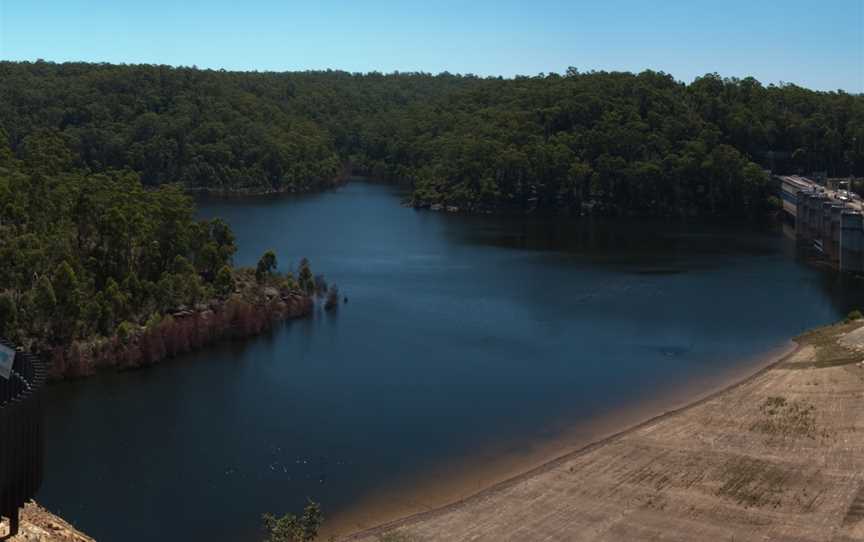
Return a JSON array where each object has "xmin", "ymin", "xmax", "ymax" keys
[{"xmin": 0, "ymin": 339, "xmax": 46, "ymax": 539}]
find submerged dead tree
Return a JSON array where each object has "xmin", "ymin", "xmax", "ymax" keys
[{"xmin": 325, "ymin": 286, "xmax": 340, "ymax": 311}]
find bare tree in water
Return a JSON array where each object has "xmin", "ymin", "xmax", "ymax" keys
[
  {"xmin": 325, "ymin": 285, "xmax": 339, "ymax": 311},
  {"xmin": 314, "ymin": 274, "xmax": 328, "ymax": 296}
]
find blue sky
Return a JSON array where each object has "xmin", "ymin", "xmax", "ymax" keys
[{"xmin": 1, "ymin": 0, "xmax": 862, "ymax": 92}]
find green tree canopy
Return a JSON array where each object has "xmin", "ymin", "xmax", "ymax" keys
[
  {"xmin": 3, "ymin": 62, "xmax": 861, "ymax": 217},
  {"xmin": 256, "ymin": 250, "xmax": 278, "ymax": 283}
]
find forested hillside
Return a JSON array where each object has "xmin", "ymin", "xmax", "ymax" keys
[
  {"xmin": 0, "ymin": 62, "xmax": 342, "ymax": 193},
  {"xmin": 0, "ymin": 132, "xmax": 236, "ymax": 343},
  {"xmin": 2, "ymin": 61, "xmax": 863, "ymax": 216},
  {"xmin": 0, "ymin": 129, "xmax": 321, "ymax": 365}
]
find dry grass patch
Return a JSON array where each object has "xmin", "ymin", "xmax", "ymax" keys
[
  {"xmin": 844, "ymin": 485, "xmax": 864, "ymax": 525},
  {"xmin": 716, "ymin": 457, "xmax": 788, "ymax": 509},
  {"xmin": 750, "ymin": 396, "xmax": 817, "ymax": 438}
]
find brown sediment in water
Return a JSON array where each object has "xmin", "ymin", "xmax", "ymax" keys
[{"xmin": 336, "ymin": 325, "xmax": 864, "ymax": 541}]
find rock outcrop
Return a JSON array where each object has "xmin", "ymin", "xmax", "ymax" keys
[{"xmin": 2, "ymin": 502, "xmax": 93, "ymax": 542}]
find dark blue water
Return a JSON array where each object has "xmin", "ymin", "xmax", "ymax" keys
[{"xmin": 39, "ymin": 182, "xmax": 864, "ymax": 541}]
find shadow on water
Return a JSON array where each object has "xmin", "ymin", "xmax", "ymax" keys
[{"xmin": 38, "ymin": 181, "xmax": 864, "ymax": 541}]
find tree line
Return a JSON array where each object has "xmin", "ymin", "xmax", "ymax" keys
[
  {"xmin": 2, "ymin": 61, "xmax": 863, "ymax": 217},
  {"xmin": 0, "ymin": 62, "xmax": 342, "ymax": 194}
]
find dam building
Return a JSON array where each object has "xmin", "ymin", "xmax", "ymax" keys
[{"xmin": 780, "ymin": 175, "xmax": 864, "ymax": 273}]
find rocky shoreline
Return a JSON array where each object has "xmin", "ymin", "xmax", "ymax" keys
[
  {"xmin": 43, "ymin": 291, "xmax": 313, "ymax": 380},
  {"xmin": 3, "ymin": 502, "xmax": 94, "ymax": 542}
]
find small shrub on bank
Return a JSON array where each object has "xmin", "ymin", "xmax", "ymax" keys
[
  {"xmin": 116, "ymin": 321, "xmax": 137, "ymax": 344},
  {"xmin": 256, "ymin": 250, "xmax": 278, "ymax": 283},
  {"xmin": 215, "ymin": 265, "xmax": 235, "ymax": 297},
  {"xmin": 847, "ymin": 309, "xmax": 863, "ymax": 322},
  {"xmin": 262, "ymin": 499, "xmax": 322, "ymax": 542}
]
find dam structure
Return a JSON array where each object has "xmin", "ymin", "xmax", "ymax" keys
[{"xmin": 780, "ymin": 175, "xmax": 864, "ymax": 273}]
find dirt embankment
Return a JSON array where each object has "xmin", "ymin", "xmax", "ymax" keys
[
  {"xmin": 348, "ymin": 321, "xmax": 864, "ymax": 542},
  {"xmin": 44, "ymin": 291, "xmax": 313, "ymax": 380}
]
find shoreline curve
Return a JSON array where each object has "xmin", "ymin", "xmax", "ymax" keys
[{"xmin": 340, "ymin": 340, "xmax": 801, "ymax": 541}]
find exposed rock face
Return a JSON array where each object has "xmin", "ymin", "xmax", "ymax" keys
[
  {"xmin": 3, "ymin": 502, "xmax": 93, "ymax": 542},
  {"xmin": 45, "ymin": 293, "xmax": 313, "ymax": 380}
]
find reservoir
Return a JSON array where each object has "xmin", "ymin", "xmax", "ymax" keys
[{"xmin": 37, "ymin": 182, "xmax": 864, "ymax": 541}]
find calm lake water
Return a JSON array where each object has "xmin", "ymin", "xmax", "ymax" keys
[{"xmin": 39, "ymin": 182, "xmax": 864, "ymax": 541}]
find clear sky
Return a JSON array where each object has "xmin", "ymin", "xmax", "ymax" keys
[{"xmin": 1, "ymin": 0, "xmax": 862, "ymax": 92}]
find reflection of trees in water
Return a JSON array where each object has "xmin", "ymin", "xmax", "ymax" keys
[
  {"xmin": 461, "ymin": 215, "xmax": 780, "ymax": 266},
  {"xmin": 815, "ymin": 271, "xmax": 864, "ymax": 316}
]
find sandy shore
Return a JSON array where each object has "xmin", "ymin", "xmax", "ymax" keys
[
  {"xmin": 341, "ymin": 321, "xmax": 864, "ymax": 541},
  {"xmin": 327, "ymin": 342, "xmax": 797, "ymax": 537}
]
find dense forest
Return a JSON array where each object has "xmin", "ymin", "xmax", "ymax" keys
[
  {"xmin": 0, "ymin": 134, "xmax": 216, "ymax": 342},
  {"xmin": 2, "ymin": 61, "xmax": 863, "ymax": 217},
  {"xmin": 0, "ymin": 130, "xmax": 320, "ymax": 359}
]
